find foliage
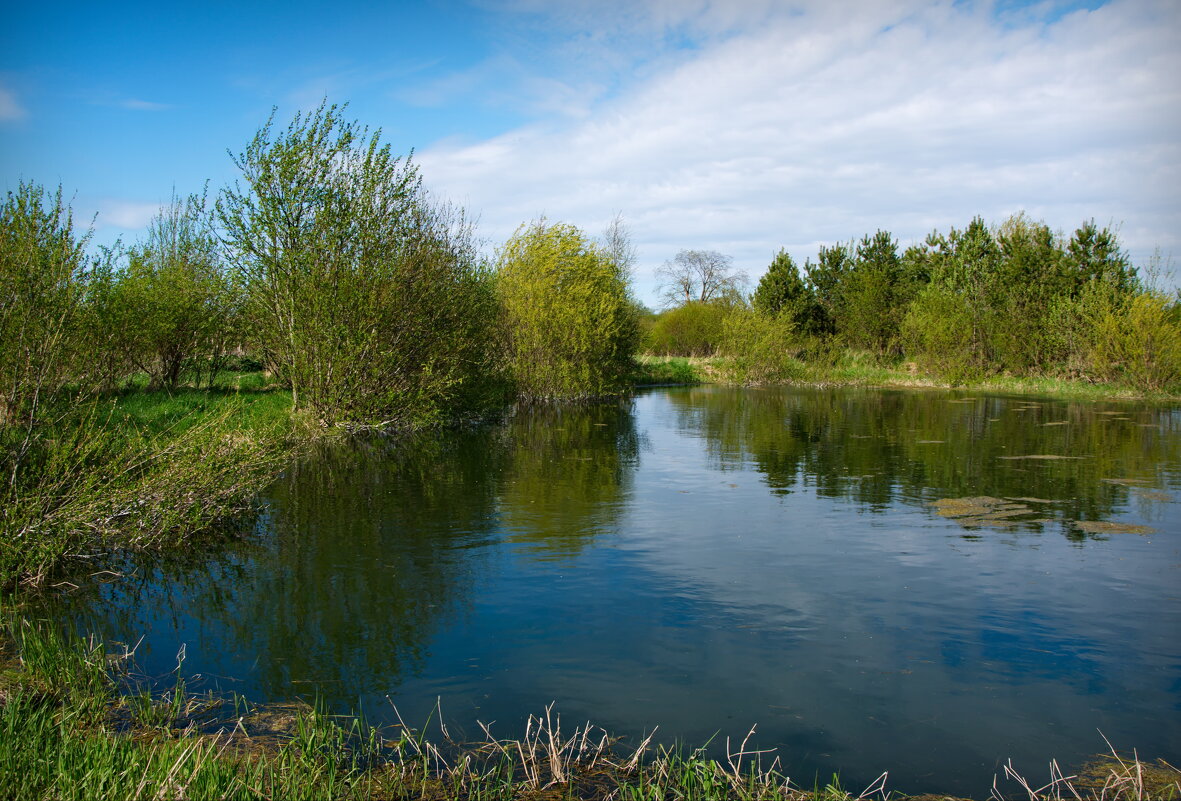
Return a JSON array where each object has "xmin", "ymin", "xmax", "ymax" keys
[
  {"xmin": 0, "ymin": 182, "xmax": 91, "ymax": 430},
  {"xmin": 630, "ymin": 356, "xmax": 704, "ymax": 385},
  {"xmin": 901, "ymin": 283, "xmax": 982, "ymax": 383},
  {"xmin": 644, "ymin": 299, "xmax": 737, "ymax": 357},
  {"xmin": 218, "ymin": 101, "xmax": 498, "ymax": 426},
  {"xmin": 0, "ymin": 398, "xmax": 288, "ymax": 589},
  {"xmin": 101, "ymin": 191, "xmax": 239, "ymax": 390},
  {"xmin": 752, "ymin": 248, "xmax": 814, "ymax": 331},
  {"xmin": 836, "ymin": 230, "xmax": 913, "ymax": 357},
  {"xmin": 496, "ymin": 219, "xmax": 637, "ymax": 400},
  {"xmin": 801, "ymin": 242, "xmax": 850, "ymax": 336},
  {"xmin": 719, "ymin": 307, "xmax": 806, "ymax": 384},
  {"xmin": 656, "ymin": 249, "xmax": 748, "ymax": 307},
  {"xmin": 1092, "ymin": 291, "xmax": 1181, "ymax": 391}
]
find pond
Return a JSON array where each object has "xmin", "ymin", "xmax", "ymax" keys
[{"xmin": 42, "ymin": 386, "xmax": 1181, "ymax": 796}]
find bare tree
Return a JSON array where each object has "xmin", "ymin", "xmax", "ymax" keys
[
  {"xmin": 600, "ymin": 212, "xmax": 637, "ymax": 281},
  {"xmin": 656, "ymin": 249, "xmax": 747, "ymax": 307}
]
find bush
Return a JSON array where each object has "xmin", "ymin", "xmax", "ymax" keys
[
  {"xmin": 900, "ymin": 284, "xmax": 985, "ymax": 383},
  {"xmin": 1092, "ymin": 292, "xmax": 1181, "ymax": 392},
  {"xmin": 644, "ymin": 300, "xmax": 735, "ymax": 357},
  {"xmin": 496, "ymin": 219, "xmax": 637, "ymax": 400},
  {"xmin": 218, "ymin": 102, "xmax": 499, "ymax": 426},
  {"xmin": 104, "ymin": 191, "xmax": 239, "ymax": 390},
  {"xmin": 719, "ymin": 308, "xmax": 806, "ymax": 384},
  {"xmin": 0, "ymin": 182, "xmax": 91, "ymax": 429}
]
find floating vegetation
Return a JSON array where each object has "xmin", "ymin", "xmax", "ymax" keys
[
  {"xmin": 931, "ymin": 496, "xmax": 1037, "ymax": 529},
  {"xmin": 998, "ymin": 454, "xmax": 1083, "ymax": 460},
  {"xmin": 1132, "ymin": 489, "xmax": 1173, "ymax": 502},
  {"xmin": 1073, "ymin": 520, "xmax": 1156, "ymax": 535},
  {"xmin": 1101, "ymin": 478, "xmax": 1152, "ymax": 486},
  {"xmin": 916, "ymin": 440, "xmax": 945, "ymax": 444},
  {"xmin": 1042, "ymin": 421, "xmax": 1070, "ymax": 426},
  {"xmin": 1006, "ymin": 497, "xmax": 1056, "ymax": 504}
]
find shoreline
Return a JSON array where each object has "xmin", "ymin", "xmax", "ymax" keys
[{"xmin": 1, "ymin": 610, "xmax": 1177, "ymax": 801}]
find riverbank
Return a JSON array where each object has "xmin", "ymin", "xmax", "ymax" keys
[
  {"xmin": 1, "ymin": 607, "xmax": 1176, "ymax": 801},
  {"xmin": 636, "ymin": 354, "xmax": 1181, "ymax": 403},
  {"xmin": 5, "ymin": 359, "xmax": 1176, "ymax": 590}
]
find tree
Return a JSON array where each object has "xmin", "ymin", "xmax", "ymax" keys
[
  {"xmin": 656, "ymin": 249, "xmax": 747, "ymax": 307},
  {"xmin": 496, "ymin": 219, "xmax": 637, "ymax": 400},
  {"xmin": 752, "ymin": 249, "xmax": 808, "ymax": 319},
  {"xmin": 1063, "ymin": 220, "xmax": 1137, "ymax": 295},
  {"xmin": 112, "ymin": 190, "xmax": 238, "ymax": 389},
  {"xmin": 0, "ymin": 182, "xmax": 90, "ymax": 430},
  {"xmin": 600, "ymin": 212, "xmax": 637, "ymax": 281},
  {"xmin": 218, "ymin": 101, "xmax": 497, "ymax": 426},
  {"xmin": 838, "ymin": 230, "xmax": 905, "ymax": 355},
  {"xmin": 802, "ymin": 242, "xmax": 851, "ymax": 335}
]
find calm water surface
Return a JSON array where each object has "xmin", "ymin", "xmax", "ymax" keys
[{"xmin": 44, "ymin": 387, "xmax": 1181, "ymax": 796}]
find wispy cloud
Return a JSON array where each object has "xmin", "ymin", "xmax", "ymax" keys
[
  {"xmin": 96, "ymin": 199, "xmax": 161, "ymax": 230},
  {"xmin": 0, "ymin": 82, "xmax": 27, "ymax": 121},
  {"xmin": 118, "ymin": 98, "xmax": 172, "ymax": 111},
  {"xmin": 420, "ymin": 0, "xmax": 1181, "ymax": 301}
]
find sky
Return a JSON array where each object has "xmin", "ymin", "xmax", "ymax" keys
[{"xmin": 2, "ymin": 0, "xmax": 1179, "ymax": 305}]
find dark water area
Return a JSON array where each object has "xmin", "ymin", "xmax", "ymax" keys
[{"xmin": 39, "ymin": 387, "xmax": 1181, "ymax": 796}]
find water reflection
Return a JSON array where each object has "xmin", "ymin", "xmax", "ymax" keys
[
  {"xmin": 665, "ymin": 386, "xmax": 1179, "ymax": 539},
  {"xmin": 497, "ymin": 400, "xmax": 640, "ymax": 556},
  {"xmin": 35, "ymin": 387, "xmax": 1180, "ymax": 797}
]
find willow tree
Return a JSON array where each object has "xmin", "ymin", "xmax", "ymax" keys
[
  {"xmin": 217, "ymin": 102, "xmax": 497, "ymax": 426},
  {"xmin": 497, "ymin": 219, "xmax": 637, "ymax": 400}
]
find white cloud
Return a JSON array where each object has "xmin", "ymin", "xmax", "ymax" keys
[
  {"xmin": 96, "ymin": 199, "xmax": 161, "ymax": 230},
  {"xmin": 418, "ymin": 0, "xmax": 1181, "ymax": 302},
  {"xmin": 0, "ymin": 82, "xmax": 27, "ymax": 121}
]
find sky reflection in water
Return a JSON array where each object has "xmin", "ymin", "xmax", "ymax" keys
[{"xmin": 43, "ymin": 387, "xmax": 1181, "ymax": 797}]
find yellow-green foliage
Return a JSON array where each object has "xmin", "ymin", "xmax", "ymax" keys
[
  {"xmin": 0, "ymin": 182, "xmax": 90, "ymax": 428},
  {"xmin": 644, "ymin": 300, "xmax": 736, "ymax": 356},
  {"xmin": 496, "ymin": 219, "xmax": 637, "ymax": 400},
  {"xmin": 719, "ymin": 308, "xmax": 806, "ymax": 383},
  {"xmin": 1092, "ymin": 291, "xmax": 1181, "ymax": 391},
  {"xmin": 900, "ymin": 284, "xmax": 983, "ymax": 382}
]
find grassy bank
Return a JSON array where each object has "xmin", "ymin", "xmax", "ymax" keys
[
  {"xmin": 1, "ymin": 609, "xmax": 1177, "ymax": 801},
  {"xmin": 637, "ymin": 354, "xmax": 1181, "ymax": 403},
  {"xmin": 0, "ymin": 374, "xmax": 300, "ymax": 590}
]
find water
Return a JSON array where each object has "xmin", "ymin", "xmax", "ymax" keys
[{"xmin": 42, "ymin": 386, "xmax": 1181, "ymax": 796}]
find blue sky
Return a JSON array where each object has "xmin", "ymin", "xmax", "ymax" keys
[{"xmin": 2, "ymin": 0, "xmax": 1178, "ymax": 303}]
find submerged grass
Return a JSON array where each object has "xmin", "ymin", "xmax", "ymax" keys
[{"xmin": 0, "ymin": 609, "xmax": 1176, "ymax": 801}]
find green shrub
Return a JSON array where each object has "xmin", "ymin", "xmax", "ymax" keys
[
  {"xmin": 496, "ymin": 219, "xmax": 637, "ymax": 400},
  {"xmin": 719, "ymin": 308, "xmax": 806, "ymax": 384},
  {"xmin": 103, "ymin": 191, "xmax": 239, "ymax": 390},
  {"xmin": 218, "ymin": 102, "xmax": 499, "ymax": 427},
  {"xmin": 644, "ymin": 300, "xmax": 734, "ymax": 357},
  {"xmin": 0, "ymin": 182, "xmax": 90, "ymax": 429},
  {"xmin": 900, "ymin": 284, "xmax": 986, "ymax": 383},
  {"xmin": 1092, "ymin": 292, "xmax": 1181, "ymax": 392}
]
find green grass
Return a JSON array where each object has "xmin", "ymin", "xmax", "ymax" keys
[
  {"xmin": 630, "ymin": 356, "xmax": 709, "ymax": 386},
  {"xmin": 650, "ymin": 351, "xmax": 1181, "ymax": 403},
  {"xmin": 0, "ymin": 609, "xmax": 1176, "ymax": 801},
  {"xmin": 0, "ymin": 372, "xmax": 298, "ymax": 589}
]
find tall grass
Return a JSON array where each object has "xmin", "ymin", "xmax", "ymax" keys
[{"xmin": 0, "ymin": 393, "xmax": 291, "ymax": 589}]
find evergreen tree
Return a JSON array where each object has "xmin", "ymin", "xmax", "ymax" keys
[{"xmin": 752, "ymin": 249, "xmax": 806, "ymax": 318}]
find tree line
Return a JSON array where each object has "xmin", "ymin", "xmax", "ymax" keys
[
  {"xmin": 645, "ymin": 218, "xmax": 1180, "ymax": 391},
  {"xmin": 1, "ymin": 103, "xmax": 638, "ymax": 440}
]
